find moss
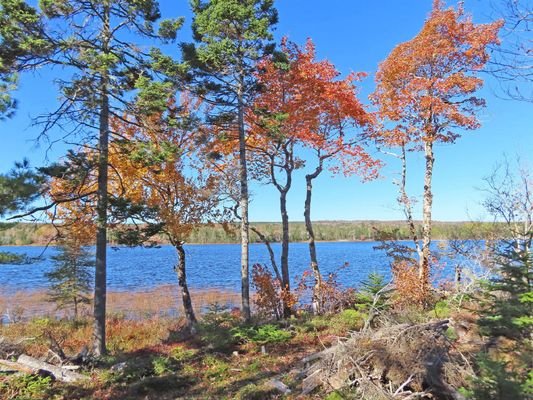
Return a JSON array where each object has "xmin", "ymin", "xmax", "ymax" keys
[
  {"xmin": 234, "ymin": 383, "xmax": 277, "ymax": 400},
  {"xmin": 328, "ymin": 309, "xmax": 366, "ymax": 332},
  {"xmin": 431, "ymin": 300, "xmax": 452, "ymax": 318}
]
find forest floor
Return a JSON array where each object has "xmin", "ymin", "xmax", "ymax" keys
[{"xmin": 0, "ymin": 297, "xmax": 489, "ymax": 400}]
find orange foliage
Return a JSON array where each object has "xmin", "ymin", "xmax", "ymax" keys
[
  {"xmin": 391, "ymin": 260, "xmax": 430, "ymax": 307},
  {"xmin": 109, "ymin": 98, "xmax": 225, "ymax": 245},
  {"xmin": 295, "ymin": 266, "xmax": 354, "ymax": 314},
  {"xmin": 371, "ymin": 0, "xmax": 502, "ymax": 148},
  {"xmin": 47, "ymin": 94, "xmax": 225, "ymax": 245},
  {"xmin": 251, "ymin": 264, "xmax": 296, "ymax": 320},
  {"xmin": 250, "ymin": 38, "xmax": 380, "ymax": 179}
]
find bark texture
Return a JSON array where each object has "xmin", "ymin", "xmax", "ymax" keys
[
  {"xmin": 237, "ymin": 85, "xmax": 251, "ymax": 321},
  {"xmin": 175, "ymin": 243, "xmax": 197, "ymax": 330},
  {"xmin": 92, "ymin": 3, "xmax": 110, "ymax": 356},
  {"xmin": 304, "ymin": 160, "xmax": 324, "ymax": 314},
  {"xmin": 420, "ymin": 140, "xmax": 435, "ymax": 296}
]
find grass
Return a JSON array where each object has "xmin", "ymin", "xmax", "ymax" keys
[
  {"xmin": 0, "ymin": 308, "xmax": 368, "ymax": 399},
  {"xmin": 0, "ymin": 286, "xmax": 241, "ymax": 324},
  {"xmin": 2, "ymin": 288, "xmax": 503, "ymax": 399}
]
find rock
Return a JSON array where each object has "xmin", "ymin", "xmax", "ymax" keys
[
  {"xmin": 267, "ymin": 378, "xmax": 291, "ymax": 395},
  {"xmin": 110, "ymin": 361, "xmax": 127, "ymax": 372}
]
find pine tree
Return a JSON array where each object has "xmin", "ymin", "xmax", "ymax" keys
[
  {"xmin": 469, "ymin": 160, "xmax": 532, "ymax": 399},
  {"xmin": 1, "ymin": 0, "xmax": 183, "ymax": 355},
  {"xmin": 181, "ymin": 0, "xmax": 278, "ymax": 321},
  {"xmin": 46, "ymin": 241, "xmax": 94, "ymax": 320},
  {"xmin": 469, "ymin": 246, "xmax": 532, "ymax": 399},
  {"xmin": 0, "ymin": 0, "xmax": 49, "ymax": 119}
]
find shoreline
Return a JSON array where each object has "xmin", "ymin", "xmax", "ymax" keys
[
  {"xmin": 1, "ymin": 238, "xmax": 461, "ymax": 248},
  {"xmin": 0, "ymin": 285, "xmax": 242, "ymax": 322}
]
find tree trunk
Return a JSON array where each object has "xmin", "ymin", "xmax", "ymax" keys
[
  {"xmin": 251, "ymin": 226, "xmax": 282, "ymax": 283},
  {"xmin": 237, "ymin": 85, "xmax": 251, "ymax": 321},
  {"xmin": 420, "ymin": 140, "xmax": 435, "ymax": 297},
  {"xmin": 280, "ymin": 190, "xmax": 291, "ymax": 317},
  {"xmin": 92, "ymin": 4, "xmax": 110, "ymax": 356},
  {"xmin": 399, "ymin": 144, "xmax": 423, "ymax": 261},
  {"xmin": 305, "ymin": 163, "xmax": 323, "ymax": 315},
  {"xmin": 175, "ymin": 243, "xmax": 197, "ymax": 331},
  {"xmin": 93, "ymin": 78, "xmax": 109, "ymax": 357}
]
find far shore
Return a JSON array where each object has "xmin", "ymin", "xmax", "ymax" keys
[{"xmin": 1, "ymin": 237, "xmax": 462, "ymax": 248}]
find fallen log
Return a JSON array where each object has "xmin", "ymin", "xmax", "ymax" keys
[
  {"xmin": 16, "ymin": 354, "xmax": 89, "ymax": 383},
  {"xmin": 0, "ymin": 359, "xmax": 36, "ymax": 375}
]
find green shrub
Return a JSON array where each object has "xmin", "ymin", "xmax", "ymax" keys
[
  {"xmin": 170, "ymin": 346, "xmax": 197, "ymax": 363},
  {"xmin": 203, "ymin": 355, "xmax": 230, "ymax": 379},
  {"xmin": 0, "ymin": 374, "xmax": 52, "ymax": 400},
  {"xmin": 354, "ymin": 272, "xmax": 391, "ymax": 329},
  {"xmin": 152, "ymin": 356, "xmax": 173, "ymax": 376},
  {"xmin": 468, "ymin": 355, "xmax": 528, "ymax": 400},
  {"xmin": 468, "ymin": 247, "xmax": 532, "ymax": 399},
  {"xmin": 324, "ymin": 391, "xmax": 345, "ymax": 400},
  {"xmin": 234, "ymin": 383, "xmax": 277, "ymax": 400},
  {"xmin": 431, "ymin": 299, "xmax": 452, "ymax": 318},
  {"xmin": 0, "ymin": 251, "xmax": 28, "ymax": 264},
  {"xmin": 231, "ymin": 324, "xmax": 292, "ymax": 345},
  {"xmin": 197, "ymin": 306, "xmax": 241, "ymax": 351},
  {"xmin": 46, "ymin": 242, "xmax": 93, "ymax": 319},
  {"xmin": 444, "ymin": 326, "xmax": 458, "ymax": 341},
  {"xmin": 328, "ymin": 309, "xmax": 365, "ymax": 332}
]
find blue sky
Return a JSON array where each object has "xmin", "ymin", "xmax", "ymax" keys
[{"xmin": 1, "ymin": 0, "xmax": 531, "ymax": 222}]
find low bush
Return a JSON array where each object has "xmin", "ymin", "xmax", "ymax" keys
[
  {"xmin": 231, "ymin": 324, "xmax": 292, "ymax": 345},
  {"xmin": 0, "ymin": 374, "xmax": 52, "ymax": 400}
]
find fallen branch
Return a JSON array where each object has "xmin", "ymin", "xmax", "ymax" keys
[
  {"xmin": 0, "ymin": 359, "xmax": 36, "ymax": 375},
  {"xmin": 16, "ymin": 354, "xmax": 89, "ymax": 383}
]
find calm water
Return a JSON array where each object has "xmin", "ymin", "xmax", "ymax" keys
[{"xmin": 0, "ymin": 242, "xmax": 458, "ymax": 293}]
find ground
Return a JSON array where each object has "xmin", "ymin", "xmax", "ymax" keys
[{"xmin": 0, "ymin": 307, "xmax": 370, "ymax": 399}]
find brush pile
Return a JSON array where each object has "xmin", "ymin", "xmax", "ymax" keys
[{"xmin": 300, "ymin": 319, "xmax": 473, "ymax": 399}]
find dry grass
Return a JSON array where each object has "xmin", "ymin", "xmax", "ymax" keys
[{"xmin": 0, "ymin": 285, "xmax": 241, "ymax": 323}]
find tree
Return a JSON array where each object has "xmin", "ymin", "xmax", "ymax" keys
[
  {"xmin": 372, "ymin": 0, "xmax": 502, "ymax": 300},
  {"xmin": 2, "ymin": 0, "xmax": 183, "ymax": 356},
  {"xmin": 488, "ymin": 0, "xmax": 532, "ymax": 102},
  {"xmin": 0, "ymin": 0, "xmax": 49, "ymax": 119},
  {"xmin": 247, "ymin": 39, "xmax": 301, "ymax": 316},
  {"xmin": 0, "ymin": 74, "xmax": 17, "ymax": 120},
  {"xmin": 0, "ymin": 160, "xmax": 45, "ymax": 218},
  {"xmin": 46, "ymin": 238, "xmax": 94, "ymax": 320},
  {"xmin": 288, "ymin": 40, "xmax": 377, "ymax": 314},
  {"xmin": 181, "ymin": 0, "xmax": 278, "ymax": 321},
  {"xmin": 109, "ymin": 98, "xmax": 228, "ymax": 332},
  {"xmin": 249, "ymin": 38, "xmax": 377, "ymax": 315},
  {"xmin": 48, "ymin": 96, "xmax": 227, "ymax": 332},
  {"xmin": 482, "ymin": 157, "xmax": 532, "ymax": 253},
  {"xmin": 468, "ymin": 159, "xmax": 532, "ymax": 400}
]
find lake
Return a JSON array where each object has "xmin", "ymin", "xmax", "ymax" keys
[{"xmin": 0, "ymin": 241, "xmax": 461, "ymax": 294}]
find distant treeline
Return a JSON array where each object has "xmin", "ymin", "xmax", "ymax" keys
[{"xmin": 0, "ymin": 221, "xmax": 501, "ymax": 246}]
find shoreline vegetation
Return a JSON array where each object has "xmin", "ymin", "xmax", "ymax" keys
[
  {"xmin": 0, "ymin": 220, "xmax": 501, "ymax": 246},
  {"xmin": 0, "ymin": 286, "xmax": 241, "ymax": 324}
]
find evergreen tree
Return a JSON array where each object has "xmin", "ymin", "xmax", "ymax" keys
[
  {"xmin": 46, "ymin": 241, "xmax": 94, "ymax": 320},
  {"xmin": 469, "ymin": 246, "xmax": 532, "ymax": 399},
  {"xmin": 181, "ymin": 0, "xmax": 278, "ymax": 320},
  {"xmin": 469, "ymin": 161, "xmax": 532, "ymax": 399},
  {"xmin": 0, "ymin": 160, "xmax": 44, "ymax": 217},
  {"xmin": 0, "ymin": 0, "xmax": 183, "ymax": 355},
  {"xmin": 0, "ymin": 0, "xmax": 49, "ymax": 119}
]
